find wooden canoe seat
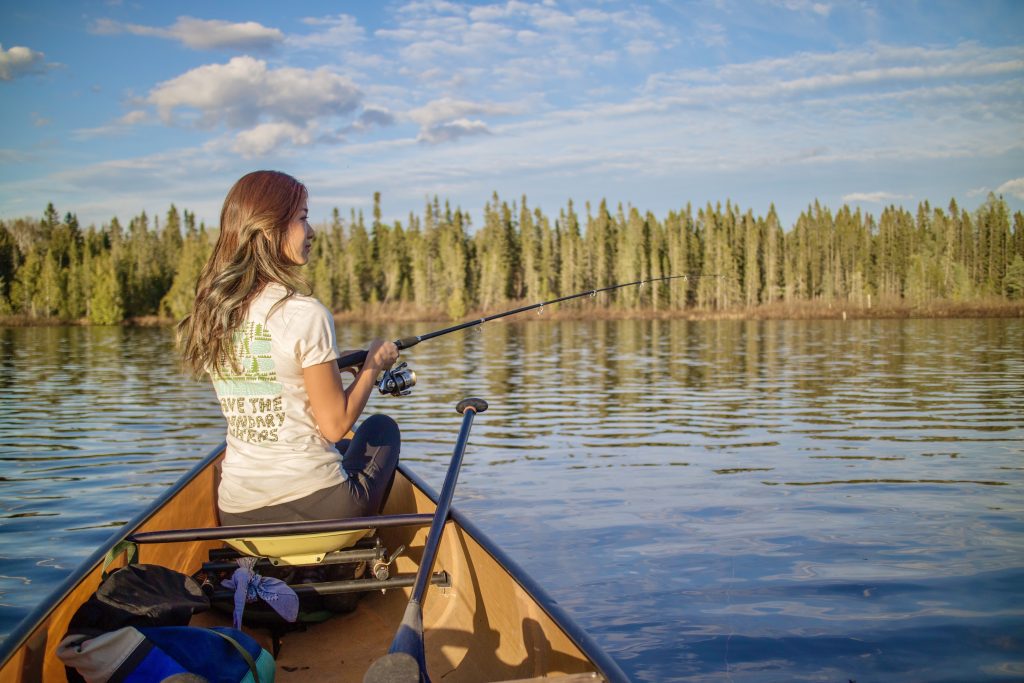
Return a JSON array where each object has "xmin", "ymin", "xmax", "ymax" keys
[{"xmin": 224, "ymin": 528, "xmax": 372, "ymax": 565}]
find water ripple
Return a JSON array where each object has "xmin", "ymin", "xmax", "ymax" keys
[{"xmin": 1, "ymin": 319, "xmax": 1023, "ymax": 681}]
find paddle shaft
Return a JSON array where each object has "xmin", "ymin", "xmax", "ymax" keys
[
  {"xmin": 407, "ymin": 404, "xmax": 479, "ymax": 605},
  {"xmin": 367, "ymin": 401, "xmax": 486, "ymax": 683},
  {"xmin": 338, "ymin": 274, "xmax": 711, "ymax": 369}
]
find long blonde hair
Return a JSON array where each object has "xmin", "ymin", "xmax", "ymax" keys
[{"xmin": 177, "ymin": 170, "xmax": 311, "ymax": 378}]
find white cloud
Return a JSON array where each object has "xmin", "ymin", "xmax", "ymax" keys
[
  {"xmin": 997, "ymin": 178, "xmax": 1024, "ymax": 200},
  {"xmin": 91, "ymin": 16, "xmax": 283, "ymax": 51},
  {"xmin": 773, "ymin": 0, "xmax": 834, "ymax": 16},
  {"xmin": 406, "ymin": 97, "xmax": 519, "ymax": 143},
  {"xmin": 119, "ymin": 110, "xmax": 148, "ymax": 125},
  {"xmin": 418, "ymin": 118, "xmax": 491, "ymax": 144},
  {"xmin": 0, "ymin": 44, "xmax": 49, "ymax": 81},
  {"xmin": 407, "ymin": 97, "xmax": 517, "ymax": 128},
  {"xmin": 297, "ymin": 14, "xmax": 365, "ymax": 48},
  {"xmin": 627, "ymin": 39, "xmax": 658, "ymax": 57},
  {"xmin": 70, "ymin": 109, "xmax": 150, "ymax": 140},
  {"xmin": 347, "ymin": 107, "xmax": 396, "ymax": 132},
  {"xmin": 232, "ymin": 123, "xmax": 316, "ymax": 157},
  {"xmin": 0, "ymin": 149, "xmax": 28, "ymax": 163},
  {"xmin": 645, "ymin": 44, "xmax": 1024, "ymax": 104},
  {"xmin": 697, "ymin": 22, "xmax": 728, "ymax": 48},
  {"xmin": 374, "ymin": 0, "xmax": 676, "ymax": 96},
  {"xmin": 147, "ymin": 56, "xmax": 362, "ymax": 130},
  {"xmin": 842, "ymin": 191, "xmax": 914, "ymax": 203}
]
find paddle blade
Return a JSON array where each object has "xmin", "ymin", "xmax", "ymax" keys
[{"xmin": 362, "ymin": 652, "xmax": 421, "ymax": 683}]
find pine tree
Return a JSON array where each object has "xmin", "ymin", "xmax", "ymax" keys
[
  {"xmin": 647, "ymin": 211, "xmax": 667, "ymax": 311},
  {"xmin": 762, "ymin": 205, "xmax": 783, "ymax": 303},
  {"xmin": 61, "ymin": 240, "xmax": 86, "ymax": 320},
  {"xmin": 89, "ymin": 252, "xmax": 124, "ymax": 324},
  {"xmin": 407, "ymin": 212, "xmax": 431, "ymax": 311},
  {"xmin": 665, "ymin": 205, "xmax": 694, "ymax": 308},
  {"xmin": 1005, "ymin": 255, "xmax": 1024, "ymax": 300},
  {"xmin": 977, "ymin": 193, "xmax": 1011, "ymax": 295},
  {"xmin": 586, "ymin": 199, "xmax": 617, "ymax": 291},
  {"xmin": 476, "ymin": 193, "xmax": 518, "ymax": 309},
  {"xmin": 311, "ymin": 238, "xmax": 334, "ymax": 308},
  {"xmin": 370, "ymin": 195, "xmax": 409, "ymax": 305},
  {"xmin": 34, "ymin": 250, "xmax": 61, "ymax": 317},
  {"xmin": 330, "ymin": 208, "xmax": 352, "ymax": 310},
  {"xmin": 11, "ymin": 248, "xmax": 42, "ymax": 316},
  {"xmin": 160, "ymin": 220, "xmax": 210, "ymax": 321},
  {"xmin": 536, "ymin": 208, "xmax": 557, "ymax": 301},
  {"xmin": 875, "ymin": 206, "xmax": 912, "ymax": 300},
  {"xmin": 696, "ymin": 203, "xmax": 740, "ymax": 309},
  {"xmin": 440, "ymin": 208, "xmax": 470, "ymax": 319},
  {"xmin": 742, "ymin": 210, "xmax": 761, "ymax": 306},
  {"xmin": 616, "ymin": 206, "xmax": 649, "ymax": 308},
  {"xmin": 557, "ymin": 200, "xmax": 583, "ymax": 299},
  {"xmin": 519, "ymin": 196, "xmax": 542, "ymax": 301},
  {"xmin": 0, "ymin": 223, "xmax": 17, "ymax": 315},
  {"xmin": 346, "ymin": 210, "xmax": 375, "ymax": 305}
]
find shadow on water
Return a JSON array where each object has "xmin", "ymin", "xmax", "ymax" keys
[{"xmin": 1, "ymin": 319, "xmax": 1023, "ymax": 681}]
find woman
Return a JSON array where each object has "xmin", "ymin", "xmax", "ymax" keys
[{"xmin": 177, "ymin": 170, "xmax": 400, "ymax": 527}]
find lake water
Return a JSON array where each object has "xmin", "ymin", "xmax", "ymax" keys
[{"xmin": 1, "ymin": 318, "xmax": 1022, "ymax": 681}]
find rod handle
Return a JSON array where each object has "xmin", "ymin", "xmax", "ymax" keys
[
  {"xmin": 395, "ymin": 336, "xmax": 421, "ymax": 350},
  {"xmin": 337, "ymin": 350, "xmax": 368, "ymax": 370},
  {"xmin": 338, "ymin": 336, "xmax": 421, "ymax": 371}
]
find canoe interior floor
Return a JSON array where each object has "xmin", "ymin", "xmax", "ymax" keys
[
  {"xmin": 191, "ymin": 588, "xmax": 404, "ymax": 683},
  {"xmin": 190, "ymin": 591, "xmax": 607, "ymax": 683}
]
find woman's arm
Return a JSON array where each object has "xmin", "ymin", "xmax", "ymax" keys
[{"xmin": 304, "ymin": 339, "xmax": 399, "ymax": 442}]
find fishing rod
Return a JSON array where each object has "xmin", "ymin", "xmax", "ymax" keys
[{"xmin": 338, "ymin": 273, "xmax": 719, "ymax": 397}]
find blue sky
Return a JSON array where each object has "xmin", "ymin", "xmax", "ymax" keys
[{"xmin": 1, "ymin": 0, "xmax": 1022, "ymax": 231}]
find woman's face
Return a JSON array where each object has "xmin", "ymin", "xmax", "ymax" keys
[{"xmin": 283, "ymin": 200, "xmax": 313, "ymax": 265}]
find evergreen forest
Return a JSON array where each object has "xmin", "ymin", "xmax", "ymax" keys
[{"xmin": 1, "ymin": 192, "xmax": 1022, "ymax": 325}]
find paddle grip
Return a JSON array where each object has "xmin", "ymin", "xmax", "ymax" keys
[{"xmin": 456, "ymin": 398, "xmax": 488, "ymax": 415}]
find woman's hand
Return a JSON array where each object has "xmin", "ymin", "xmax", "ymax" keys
[
  {"xmin": 304, "ymin": 340, "xmax": 398, "ymax": 443},
  {"xmin": 365, "ymin": 338, "xmax": 399, "ymax": 371}
]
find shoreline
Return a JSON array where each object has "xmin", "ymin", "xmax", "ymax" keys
[{"xmin": 2, "ymin": 299, "xmax": 1022, "ymax": 328}]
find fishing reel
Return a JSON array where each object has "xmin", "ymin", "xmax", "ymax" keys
[{"xmin": 378, "ymin": 362, "xmax": 416, "ymax": 397}]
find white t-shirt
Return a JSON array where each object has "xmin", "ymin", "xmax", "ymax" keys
[{"xmin": 212, "ymin": 283, "xmax": 345, "ymax": 513}]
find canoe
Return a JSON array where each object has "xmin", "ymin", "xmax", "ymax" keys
[{"xmin": 0, "ymin": 441, "xmax": 629, "ymax": 683}]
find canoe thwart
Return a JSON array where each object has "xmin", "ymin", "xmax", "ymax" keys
[
  {"xmin": 128, "ymin": 512, "xmax": 434, "ymax": 544},
  {"xmin": 208, "ymin": 571, "xmax": 450, "ymax": 601},
  {"xmin": 497, "ymin": 674, "xmax": 606, "ymax": 683}
]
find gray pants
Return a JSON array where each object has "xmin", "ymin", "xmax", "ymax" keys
[{"xmin": 219, "ymin": 414, "xmax": 401, "ymax": 525}]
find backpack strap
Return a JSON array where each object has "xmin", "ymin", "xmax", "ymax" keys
[{"xmin": 202, "ymin": 628, "xmax": 260, "ymax": 683}]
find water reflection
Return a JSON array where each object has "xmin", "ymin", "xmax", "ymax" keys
[{"xmin": 1, "ymin": 319, "xmax": 1023, "ymax": 680}]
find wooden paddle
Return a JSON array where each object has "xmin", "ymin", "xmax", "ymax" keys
[{"xmin": 363, "ymin": 397, "xmax": 488, "ymax": 683}]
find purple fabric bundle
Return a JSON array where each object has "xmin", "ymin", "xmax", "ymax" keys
[{"xmin": 221, "ymin": 556, "xmax": 299, "ymax": 629}]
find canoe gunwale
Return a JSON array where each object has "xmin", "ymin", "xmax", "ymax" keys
[
  {"xmin": 396, "ymin": 462, "xmax": 630, "ymax": 683},
  {"xmin": 0, "ymin": 441, "xmax": 227, "ymax": 671}
]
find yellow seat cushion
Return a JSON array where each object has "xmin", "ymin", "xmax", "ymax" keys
[{"xmin": 224, "ymin": 528, "xmax": 371, "ymax": 566}]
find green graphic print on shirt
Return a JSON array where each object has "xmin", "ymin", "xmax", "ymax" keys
[{"xmin": 213, "ymin": 321, "xmax": 286, "ymax": 444}]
